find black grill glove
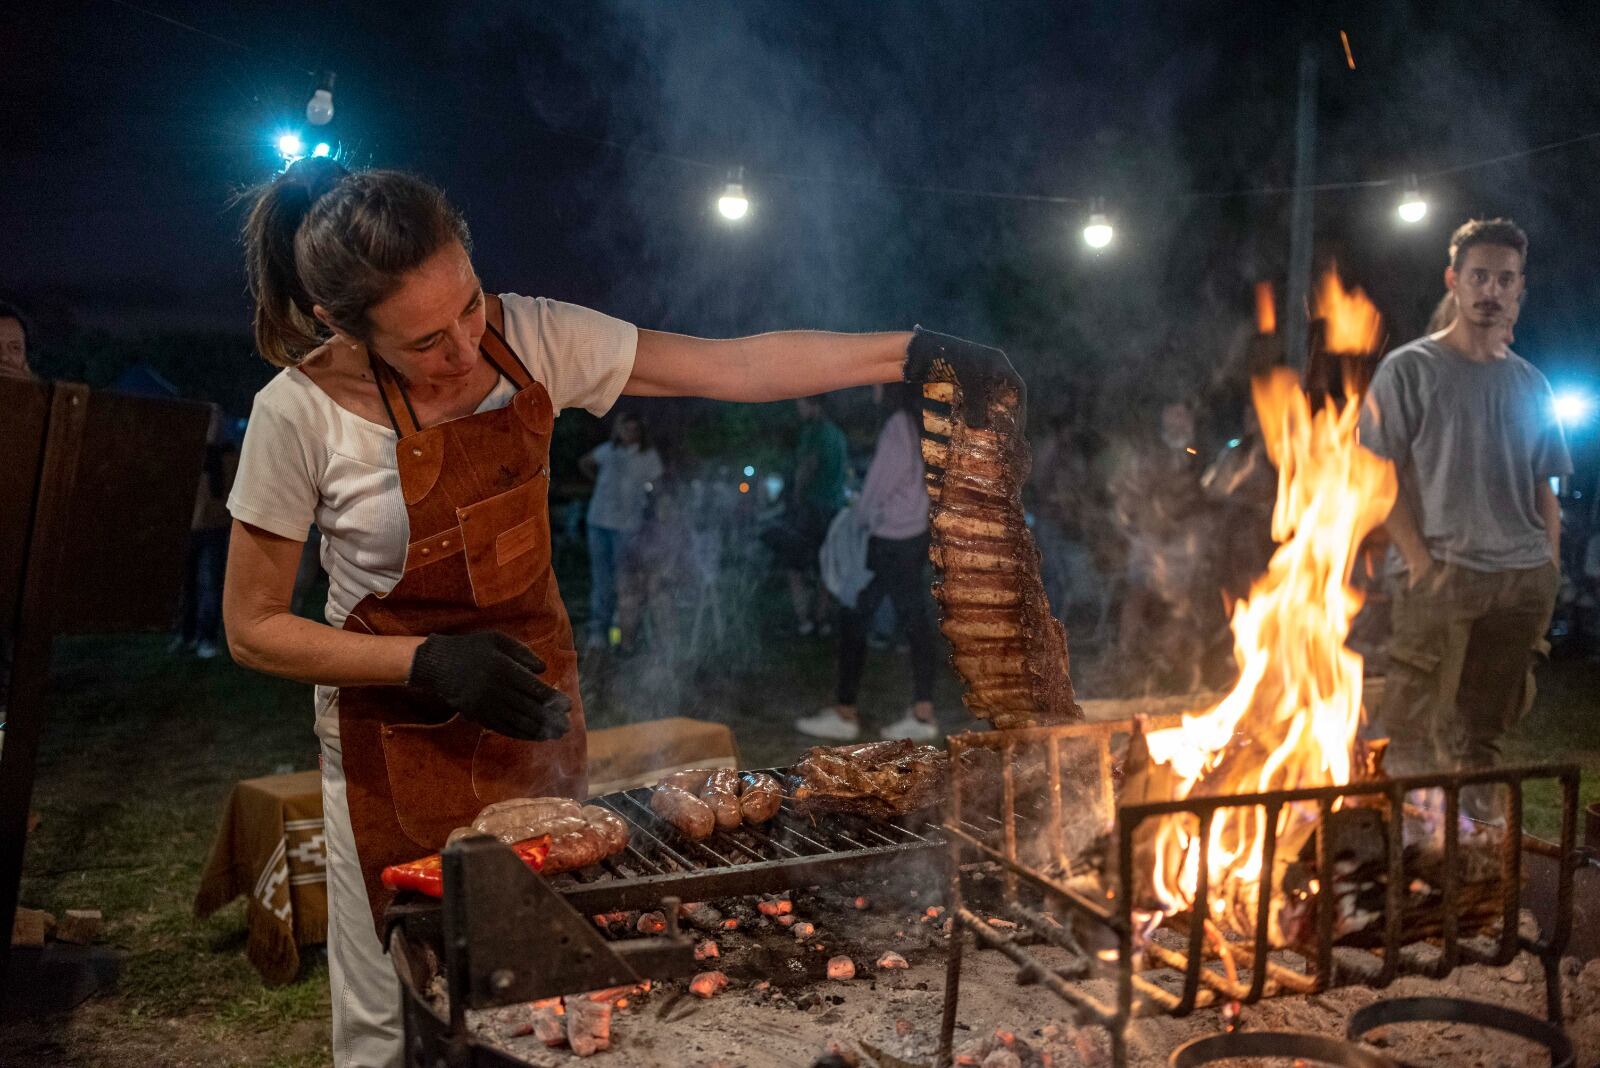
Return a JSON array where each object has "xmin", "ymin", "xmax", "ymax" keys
[
  {"xmin": 407, "ymin": 632, "xmax": 572, "ymax": 742},
  {"xmin": 903, "ymin": 326, "xmax": 1025, "ymax": 430}
]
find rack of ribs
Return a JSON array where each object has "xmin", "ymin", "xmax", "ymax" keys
[{"xmin": 919, "ymin": 374, "xmax": 1081, "ymax": 729}]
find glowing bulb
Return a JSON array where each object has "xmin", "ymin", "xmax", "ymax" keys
[
  {"xmin": 276, "ymin": 133, "xmax": 304, "ymax": 159},
  {"xmin": 306, "ymin": 89, "xmax": 334, "ymax": 126},
  {"xmin": 743, "ymin": 465, "xmax": 755, "ymax": 477},
  {"xmin": 738, "ymin": 481, "xmax": 751, "ymax": 494},
  {"xmin": 306, "ymin": 73, "xmax": 336, "ymax": 126},
  {"xmin": 1082, "ymin": 212, "xmax": 1113, "ymax": 249},
  {"xmin": 312, "ymin": 142, "xmax": 332, "ymax": 158},
  {"xmin": 718, "ymin": 181, "xmax": 749, "ymax": 221},
  {"xmin": 1555, "ymin": 390, "xmax": 1593, "ymax": 428},
  {"xmin": 1397, "ymin": 174, "xmax": 1427, "ymax": 224}
]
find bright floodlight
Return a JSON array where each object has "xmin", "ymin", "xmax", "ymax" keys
[
  {"xmin": 1555, "ymin": 390, "xmax": 1593, "ymax": 428},
  {"xmin": 1082, "ymin": 212, "xmax": 1113, "ymax": 249},
  {"xmin": 312, "ymin": 142, "xmax": 332, "ymax": 158},
  {"xmin": 1397, "ymin": 192, "xmax": 1427, "ymax": 224},
  {"xmin": 277, "ymin": 133, "xmax": 304, "ymax": 159},
  {"xmin": 717, "ymin": 181, "xmax": 749, "ymax": 221}
]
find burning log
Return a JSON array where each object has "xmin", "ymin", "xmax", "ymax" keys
[
  {"xmin": 826, "ymin": 956, "xmax": 856, "ymax": 981},
  {"xmin": 689, "ymin": 970, "xmax": 729, "ymax": 998}
]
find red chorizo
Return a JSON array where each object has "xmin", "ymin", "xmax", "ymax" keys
[
  {"xmin": 650, "ymin": 784, "xmax": 715, "ymax": 840},
  {"xmin": 738, "ymin": 772, "xmax": 782, "ymax": 824},
  {"xmin": 700, "ymin": 769, "xmax": 743, "ymax": 832}
]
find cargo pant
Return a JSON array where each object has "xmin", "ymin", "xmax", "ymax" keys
[{"xmin": 1373, "ymin": 559, "xmax": 1559, "ymax": 822}]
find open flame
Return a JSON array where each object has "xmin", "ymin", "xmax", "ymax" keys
[
  {"xmin": 1136, "ymin": 365, "xmax": 1396, "ymax": 938},
  {"xmin": 1315, "ymin": 265, "xmax": 1382, "ymax": 354},
  {"xmin": 1254, "ymin": 281, "xmax": 1276, "ymax": 336}
]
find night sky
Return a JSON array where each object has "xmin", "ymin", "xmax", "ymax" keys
[{"xmin": 4, "ymin": 1, "xmax": 1598, "ymax": 428}]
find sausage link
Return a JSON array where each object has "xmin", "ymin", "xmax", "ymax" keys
[
  {"xmin": 472, "ymin": 797, "xmax": 582, "ymax": 842},
  {"xmin": 738, "ymin": 772, "xmax": 782, "ymax": 824},
  {"xmin": 700, "ymin": 769, "xmax": 743, "ymax": 832},
  {"xmin": 650, "ymin": 784, "xmax": 715, "ymax": 840},
  {"xmin": 659, "ymin": 769, "xmax": 713, "ymax": 793},
  {"xmin": 543, "ymin": 821, "xmax": 611, "ymax": 874},
  {"xmin": 580, "ymin": 805, "xmax": 630, "ymax": 854}
]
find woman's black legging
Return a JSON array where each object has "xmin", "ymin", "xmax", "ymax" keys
[{"xmin": 836, "ymin": 533, "xmax": 937, "ymax": 706}]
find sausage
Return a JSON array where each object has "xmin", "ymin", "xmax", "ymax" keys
[
  {"xmin": 700, "ymin": 769, "xmax": 743, "ymax": 832},
  {"xmin": 472, "ymin": 797, "xmax": 582, "ymax": 843},
  {"xmin": 650, "ymin": 784, "xmax": 715, "ymax": 840},
  {"xmin": 659, "ymin": 769, "xmax": 713, "ymax": 793},
  {"xmin": 738, "ymin": 772, "xmax": 782, "ymax": 824},
  {"xmin": 540, "ymin": 814, "xmax": 611, "ymax": 873},
  {"xmin": 581, "ymin": 805, "xmax": 630, "ymax": 854}
]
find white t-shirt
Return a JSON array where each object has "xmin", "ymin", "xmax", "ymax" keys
[
  {"xmin": 585, "ymin": 442, "xmax": 664, "ymax": 533},
  {"xmin": 227, "ymin": 294, "xmax": 637, "ymax": 740}
]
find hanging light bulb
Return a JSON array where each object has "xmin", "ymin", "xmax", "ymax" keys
[
  {"xmin": 306, "ymin": 72, "xmax": 336, "ymax": 126},
  {"xmin": 312, "ymin": 142, "xmax": 332, "ymax": 158},
  {"xmin": 717, "ymin": 167, "xmax": 750, "ymax": 221},
  {"xmin": 1397, "ymin": 174, "xmax": 1427, "ymax": 224},
  {"xmin": 276, "ymin": 132, "xmax": 305, "ymax": 160},
  {"xmin": 1081, "ymin": 198, "xmax": 1113, "ymax": 249}
]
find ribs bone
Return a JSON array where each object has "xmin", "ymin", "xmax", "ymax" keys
[{"xmin": 920, "ymin": 376, "xmax": 1080, "ymax": 727}]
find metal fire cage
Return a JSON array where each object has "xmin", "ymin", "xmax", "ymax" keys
[
  {"xmin": 385, "ymin": 769, "xmax": 950, "ymax": 1068},
  {"xmin": 935, "ymin": 718, "xmax": 1581, "ymax": 1068}
]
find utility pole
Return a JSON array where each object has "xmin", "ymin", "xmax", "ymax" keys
[{"xmin": 1285, "ymin": 43, "xmax": 1318, "ymax": 369}]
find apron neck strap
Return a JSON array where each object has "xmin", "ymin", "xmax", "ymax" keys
[
  {"xmin": 368, "ymin": 351, "xmax": 423, "ymax": 438},
  {"xmin": 481, "ymin": 294, "xmax": 534, "ymax": 390}
]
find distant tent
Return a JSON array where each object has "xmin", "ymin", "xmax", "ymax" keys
[{"xmin": 112, "ymin": 363, "xmax": 179, "ymax": 398}]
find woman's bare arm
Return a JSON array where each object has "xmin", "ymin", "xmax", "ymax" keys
[
  {"xmin": 625, "ymin": 329, "xmax": 911, "ymax": 401},
  {"xmin": 223, "ymin": 519, "xmax": 422, "ymax": 687}
]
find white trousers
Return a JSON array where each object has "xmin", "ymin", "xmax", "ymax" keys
[{"xmin": 321, "ymin": 735, "xmax": 405, "ymax": 1068}]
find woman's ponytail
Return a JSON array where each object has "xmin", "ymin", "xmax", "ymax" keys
[
  {"xmin": 240, "ymin": 157, "xmax": 468, "ymax": 368},
  {"xmin": 241, "ymin": 157, "xmax": 351, "ymax": 367}
]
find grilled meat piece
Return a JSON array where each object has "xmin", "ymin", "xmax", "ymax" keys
[
  {"xmin": 789, "ymin": 740, "xmax": 948, "ymax": 820},
  {"xmin": 737, "ymin": 771, "xmax": 782, "ymax": 824},
  {"xmin": 920, "ymin": 377, "xmax": 1081, "ymax": 728},
  {"xmin": 700, "ymin": 769, "xmax": 743, "ymax": 832},
  {"xmin": 580, "ymin": 805, "xmax": 630, "ymax": 854},
  {"xmin": 650, "ymin": 783, "xmax": 715, "ymax": 840},
  {"xmin": 471, "ymin": 797, "xmax": 582, "ymax": 843}
]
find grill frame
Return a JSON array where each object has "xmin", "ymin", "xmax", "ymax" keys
[{"xmin": 934, "ymin": 718, "xmax": 1582, "ymax": 1068}]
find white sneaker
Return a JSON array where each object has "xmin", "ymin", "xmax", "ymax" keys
[
  {"xmin": 882, "ymin": 709, "xmax": 940, "ymax": 741},
  {"xmin": 794, "ymin": 707, "xmax": 862, "ymax": 741}
]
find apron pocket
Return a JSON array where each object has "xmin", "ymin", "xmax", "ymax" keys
[
  {"xmin": 380, "ymin": 714, "xmax": 486, "ymax": 850},
  {"xmin": 456, "ymin": 472, "xmax": 552, "ymax": 608},
  {"xmin": 472, "ymin": 646, "xmax": 586, "ymax": 801}
]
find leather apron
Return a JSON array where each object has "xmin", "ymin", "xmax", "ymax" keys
[{"xmin": 337, "ymin": 296, "xmax": 586, "ymax": 933}]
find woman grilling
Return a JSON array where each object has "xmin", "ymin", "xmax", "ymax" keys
[{"xmin": 222, "ymin": 157, "xmax": 1015, "ymax": 1066}]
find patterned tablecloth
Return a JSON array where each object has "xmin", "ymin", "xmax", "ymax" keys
[{"xmin": 195, "ymin": 770, "xmax": 328, "ymax": 984}]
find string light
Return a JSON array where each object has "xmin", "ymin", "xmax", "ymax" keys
[
  {"xmin": 1397, "ymin": 174, "xmax": 1427, "ymax": 223},
  {"xmin": 717, "ymin": 167, "xmax": 750, "ymax": 221},
  {"xmin": 276, "ymin": 132, "xmax": 304, "ymax": 160},
  {"xmin": 312, "ymin": 142, "xmax": 332, "ymax": 158},
  {"xmin": 306, "ymin": 72, "xmax": 335, "ymax": 126},
  {"xmin": 1082, "ymin": 198, "xmax": 1113, "ymax": 249}
]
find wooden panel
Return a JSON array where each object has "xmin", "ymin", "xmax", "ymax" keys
[
  {"xmin": 54, "ymin": 391, "xmax": 211, "ymax": 634},
  {"xmin": 0, "ymin": 378, "xmax": 51, "ymax": 619}
]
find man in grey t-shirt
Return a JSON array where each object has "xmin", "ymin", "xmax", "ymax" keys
[{"xmin": 1358, "ymin": 218, "xmax": 1571, "ymax": 821}]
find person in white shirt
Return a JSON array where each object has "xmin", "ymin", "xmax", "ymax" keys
[
  {"xmin": 579, "ymin": 412, "xmax": 663, "ymax": 650},
  {"xmin": 220, "ymin": 156, "xmax": 1015, "ymax": 1067},
  {"xmin": 797, "ymin": 383, "xmax": 940, "ymax": 741}
]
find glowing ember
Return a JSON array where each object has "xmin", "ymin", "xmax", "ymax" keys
[
  {"xmin": 1254, "ymin": 281, "xmax": 1277, "ymax": 336},
  {"xmin": 1315, "ymin": 265, "xmax": 1383, "ymax": 355},
  {"xmin": 1137, "ymin": 365, "xmax": 1396, "ymax": 939}
]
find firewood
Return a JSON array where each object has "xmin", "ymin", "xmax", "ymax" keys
[{"xmin": 56, "ymin": 909, "xmax": 102, "ymax": 945}]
